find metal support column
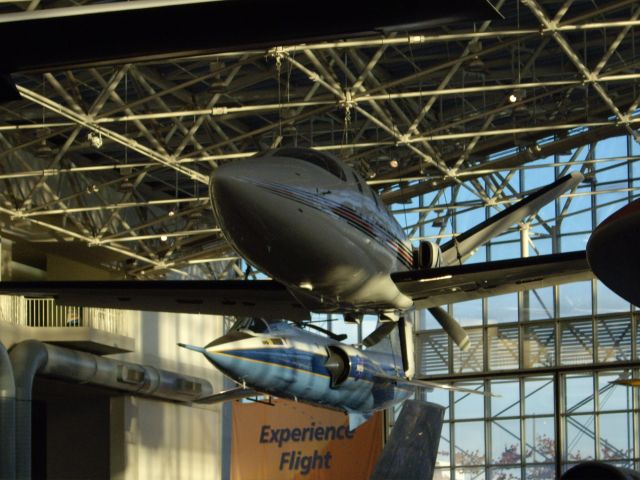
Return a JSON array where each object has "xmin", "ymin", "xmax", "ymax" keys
[{"xmin": 0, "ymin": 341, "xmax": 15, "ymax": 480}]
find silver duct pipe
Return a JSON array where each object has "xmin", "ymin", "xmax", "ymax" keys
[
  {"xmin": 9, "ymin": 340, "xmax": 215, "ymax": 480},
  {"xmin": 0, "ymin": 341, "xmax": 15, "ymax": 480},
  {"xmin": 9, "ymin": 341, "xmax": 45, "ymax": 480}
]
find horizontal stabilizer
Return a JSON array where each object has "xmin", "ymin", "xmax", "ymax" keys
[
  {"xmin": 193, "ymin": 386, "xmax": 260, "ymax": 405},
  {"xmin": 441, "ymin": 172, "xmax": 583, "ymax": 265}
]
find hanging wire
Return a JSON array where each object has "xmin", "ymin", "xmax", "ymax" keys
[
  {"xmin": 124, "ymin": 69, "xmax": 128, "ymax": 166},
  {"xmin": 341, "ymin": 50, "xmax": 354, "ymax": 157},
  {"xmin": 444, "ymin": 185, "xmax": 463, "ymax": 264},
  {"xmin": 275, "ymin": 51, "xmax": 283, "ymax": 139}
]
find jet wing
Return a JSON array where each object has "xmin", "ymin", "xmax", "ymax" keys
[
  {"xmin": 392, "ymin": 251, "xmax": 592, "ymax": 308},
  {"xmin": 193, "ymin": 387, "xmax": 261, "ymax": 405},
  {"xmin": 372, "ymin": 372, "xmax": 494, "ymax": 396},
  {"xmin": 0, "ymin": 280, "xmax": 310, "ymax": 320}
]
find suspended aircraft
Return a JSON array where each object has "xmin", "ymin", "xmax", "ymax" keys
[
  {"xmin": 587, "ymin": 198, "xmax": 640, "ymax": 306},
  {"xmin": 0, "ymin": 147, "xmax": 593, "ymax": 352},
  {"xmin": 0, "ymin": 148, "xmax": 594, "ymax": 422},
  {"xmin": 180, "ymin": 316, "xmax": 486, "ymax": 430}
]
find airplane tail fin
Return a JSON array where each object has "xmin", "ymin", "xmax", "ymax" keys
[{"xmin": 440, "ymin": 172, "xmax": 583, "ymax": 266}]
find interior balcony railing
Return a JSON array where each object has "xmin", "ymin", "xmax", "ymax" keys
[{"xmin": 0, "ymin": 295, "xmax": 135, "ymax": 354}]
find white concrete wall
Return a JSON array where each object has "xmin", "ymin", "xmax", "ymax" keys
[{"xmin": 113, "ymin": 310, "xmax": 225, "ymax": 480}]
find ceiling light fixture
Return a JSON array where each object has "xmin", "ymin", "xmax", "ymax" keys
[
  {"xmin": 87, "ymin": 131, "xmax": 103, "ymax": 149},
  {"xmin": 509, "ymin": 88, "xmax": 525, "ymax": 104},
  {"xmin": 389, "ymin": 159, "xmax": 399, "ymax": 169},
  {"xmin": 35, "ymin": 139, "xmax": 53, "ymax": 158}
]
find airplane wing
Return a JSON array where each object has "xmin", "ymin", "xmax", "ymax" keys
[
  {"xmin": 0, "ymin": 280, "xmax": 310, "ymax": 321},
  {"xmin": 392, "ymin": 251, "xmax": 592, "ymax": 308},
  {"xmin": 193, "ymin": 386, "xmax": 261, "ymax": 405},
  {"xmin": 372, "ymin": 372, "xmax": 494, "ymax": 396}
]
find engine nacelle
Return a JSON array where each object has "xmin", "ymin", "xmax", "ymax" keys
[
  {"xmin": 414, "ymin": 241, "xmax": 443, "ymax": 269},
  {"xmin": 324, "ymin": 345, "xmax": 351, "ymax": 388}
]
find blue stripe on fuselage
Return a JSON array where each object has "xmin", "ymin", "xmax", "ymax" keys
[{"xmin": 221, "ymin": 347, "xmax": 411, "ymax": 385}]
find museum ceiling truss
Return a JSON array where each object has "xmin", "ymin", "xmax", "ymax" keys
[{"xmin": 0, "ymin": 0, "xmax": 638, "ymax": 278}]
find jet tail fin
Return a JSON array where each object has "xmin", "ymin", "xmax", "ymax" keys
[{"xmin": 440, "ymin": 172, "xmax": 583, "ymax": 265}]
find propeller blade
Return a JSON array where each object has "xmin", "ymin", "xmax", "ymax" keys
[
  {"xmin": 428, "ymin": 306, "xmax": 470, "ymax": 351},
  {"xmin": 362, "ymin": 321, "xmax": 397, "ymax": 348}
]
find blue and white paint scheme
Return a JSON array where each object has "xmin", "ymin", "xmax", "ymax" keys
[{"xmin": 180, "ymin": 317, "xmax": 484, "ymax": 429}]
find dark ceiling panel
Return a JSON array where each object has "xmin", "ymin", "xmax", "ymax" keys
[{"xmin": 0, "ymin": 0, "xmax": 500, "ymax": 73}]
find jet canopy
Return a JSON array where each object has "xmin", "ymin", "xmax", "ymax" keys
[
  {"xmin": 230, "ymin": 317, "xmax": 274, "ymax": 333},
  {"xmin": 270, "ymin": 147, "xmax": 347, "ymax": 181}
]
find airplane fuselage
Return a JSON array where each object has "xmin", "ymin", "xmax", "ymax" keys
[
  {"xmin": 210, "ymin": 148, "xmax": 414, "ymax": 314},
  {"xmin": 201, "ymin": 321, "xmax": 413, "ymax": 420}
]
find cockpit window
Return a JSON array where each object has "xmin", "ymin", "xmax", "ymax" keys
[
  {"xmin": 352, "ymin": 171, "xmax": 363, "ymax": 193},
  {"xmin": 274, "ymin": 147, "xmax": 346, "ymax": 181},
  {"xmin": 231, "ymin": 317, "xmax": 271, "ymax": 333},
  {"xmin": 370, "ymin": 186, "xmax": 380, "ymax": 207}
]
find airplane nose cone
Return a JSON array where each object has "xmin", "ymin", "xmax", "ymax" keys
[
  {"xmin": 202, "ymin": 331, "xmax": 255, "ymax": 373},
  {"xmin": 209, "ymin": 159, "xmax": 296, "ymax": 270},
  {"xmin": 209, "ymin": 160, "xmax": 272, "ymax": 234},
  {"xmin": 210, "ymin": 161, "xmax": 251, "ymax": 223}
]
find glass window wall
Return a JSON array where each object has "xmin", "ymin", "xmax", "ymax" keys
[{"xmin": 414, "ymin": 133, "xmax": 640, "ymax": 477}]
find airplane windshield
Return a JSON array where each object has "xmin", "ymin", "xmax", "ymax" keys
[
  {"xmin": 231, "ymin": 317, "xmax": 272, "ymax": 333},
  {"xmin": 274, "ymin": 147, "xmax": 346, "ymax": 181}
]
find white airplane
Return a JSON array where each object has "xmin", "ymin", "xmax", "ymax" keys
[{"xmin": 0, "ymin": 147, "xmax": 593, "ymax": 351}]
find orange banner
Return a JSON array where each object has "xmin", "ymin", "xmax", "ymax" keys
[{"xmin": 231, "ymin": 399, "xmax": 382, "ymax": 480}]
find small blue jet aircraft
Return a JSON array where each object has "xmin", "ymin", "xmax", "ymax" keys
[{"xmin": 180, "ymin": 317, "xmax": 482, "ymax": 429}]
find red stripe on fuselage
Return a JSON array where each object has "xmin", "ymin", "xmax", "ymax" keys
[{"xmin": 256, "ymin": 182, "xmax": 413, "ymax": 268}]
